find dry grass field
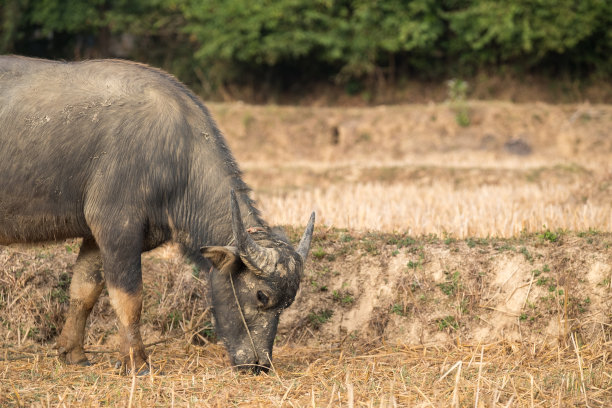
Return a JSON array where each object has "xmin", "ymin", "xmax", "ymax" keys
[
  {"xmin": 209, "ymin": 101, "xmax": 612, "ymax": 237},
  {"xmin": 1, "ymin": 101, "xmax": 611, "ymax": 406}
]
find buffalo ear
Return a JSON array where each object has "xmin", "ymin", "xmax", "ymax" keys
[{"xmin": 200, "ymin": 246, "xmax": 240, "ymax": 271}]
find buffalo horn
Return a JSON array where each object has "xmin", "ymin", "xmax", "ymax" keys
[
  {"xmin": 296, "ymin": 212, "xmax": 316, "ymax": 260},
  {"xmin": 230, "ymin": 190, "xmax": 277, "ymax": 275}
]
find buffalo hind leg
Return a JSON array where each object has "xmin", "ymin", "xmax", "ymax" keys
[{"xmin": 56, "ymin": 237, "xmax": 104, "ymax": 365}]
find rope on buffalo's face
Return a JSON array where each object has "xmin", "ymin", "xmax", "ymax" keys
[{"xmin": 228, "ymin": 269, "xmax": 262, "ymax": 371}]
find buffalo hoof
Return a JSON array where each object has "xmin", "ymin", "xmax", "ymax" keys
[
  {"xmin": 114, "ymin": 360, "xmax": 152, "ymax": 376},
  {"xmin": 57, "ymin": 347, "xmax": 91, "ymax": 367},
  {"xmin": 252, "ymin": 364, "xmax": 270, "ymax": 375},
  {"xmin": 236, "ymin": 363, "xmax": 270, "ymax": 375}
]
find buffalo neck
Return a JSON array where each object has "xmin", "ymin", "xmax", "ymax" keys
[{"xmin": 170, "ymin": 127, "xmax": 267, "ymax": 251}]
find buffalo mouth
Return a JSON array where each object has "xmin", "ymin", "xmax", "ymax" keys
[
  {"xmin": 228, "ymin": 347, "xmax": 272, "ymax": 375},
  {"xmin": 235, "ymin": 361, "xmax": 270, "ymax": 375}
]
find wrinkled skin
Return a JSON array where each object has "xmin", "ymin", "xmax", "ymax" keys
[{"xmin": 204, "ymin": 242, "xmax": 301, "ymax": 372}]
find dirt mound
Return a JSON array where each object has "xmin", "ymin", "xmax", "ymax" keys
[
  {"xmin": 211, "ymin": 102, "xmax": 612, "ymax": 165},
  {"xmin": 1, "ymin": 231, "xmax": 610, "ymax": 352},
  {"xmin": 278, "ymin": 230, "xmax": 612, "ymax": 347}
]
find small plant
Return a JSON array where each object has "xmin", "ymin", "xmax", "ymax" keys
[
  {"xmin": 438, "ymin": 271, "xmax": 460, "ymax": 296},
  {"xmin": 332, "ymin": 290, "xmax": 354, "ymax": 305},
  {"xmin": 361, "ymin": 239, "xmax": 379, "ymax": 255},
  {"xmin": 308, "ymin": 309, "xmax": 333, "ymax": 328},
  {"xmin": 539, "ymin": 229, "xmax": 559, "ymax": 243},
  {"xmin": 340, "ymin": 233, "xmax": 354, "ymax": 242},
  {"xmin": 455, "ymin": 110, "xmax": 470, "ymax": 127},
  {"xmin": 165, "ymin": 310, "xmax": 182, "ymax": 331},
  {"xmin": 458, "ymin": 298, "xmax": 469, "ymax": 314},
  {"xmin": 407, "ymin": 260, "xmax": 420, "ymax": 270},
  {"xmin": 577, "ymin": 228, "xmax": 599, "ymax": 237},
  {"xmin": 519, "ymin": 313, "xmax": 528, "ymax": 321},
  {"xmin": 437, "ymin": 315, "xmax": 459, "ymax": 331},
  {"xmin": 198, "ymin": 321, "xmax": 216, "ymax": 342},
  {"xmin": 447, "ymin": 78, "xmax": 470, "ymax": 127},
  {"xmin": 496, "ymin": 244, "xmax": 515, "ymax": 252},
  {"xmin": 391, "ymin": 304, "xmax": 408, "ymax": 317},
  {"xmin": 341, "ymin": 294, "xmax": 354, "ymax": 305},
  {"xmin": 447, "ymin": 78, "xmax": 468, "ymax": 102},
  {"xmin": 332, "ymin": 290, "xmax": 340, "ymax": 301},
  {"xmin": 51, "ymin": 288, "xmax": 69, "ymax": 304},
  {"xmin": 191, "ymin": 263, "xmax": 200, "ymax": 278},
  {"xmin": 388, "ymin": 236, "xmax": 416, "ymax": 248},
  {"xmin": 520, "ymin": 247, "xmax": 533, "ymax": 262},
  {"xmin": 312, "ymin": 247, "xmax": 326, "ymax": 260}
]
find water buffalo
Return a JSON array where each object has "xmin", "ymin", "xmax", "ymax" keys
[{"xmin": 0, "ymin": 55, "xmax": 314, "ymax": 374}]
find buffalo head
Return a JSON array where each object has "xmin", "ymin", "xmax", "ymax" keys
[{"xmin": 201, "ymin": 190, "xmax": 314, "ymax": 373}]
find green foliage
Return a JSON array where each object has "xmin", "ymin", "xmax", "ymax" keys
[
  {"xmin": 29, "ymin": 0, "xmax": 107, "ymax": 34},
  {"xmin": 438, "ymin": 271, "xmax": 461, "ymax": 296},
  {"xmin": 445, "ymin": 0, "xmax": 611, "ymax": 70},
  {"xmin": 166, "ymin": 310, "xmax": 182, "ymax": 330},
  {"xmin": 308, "ymin": 309, "xmax": 333, "ymax": 328},
  {"xmin": 197, "ymin": 321, "xmax": 216, "ymax": 342},
  {"xmin": 539, "ymin": 229, "xmax": 560, "ymax": 243},
  {"xmin": 391, "ymin": 303, "xmax": 409, "ymax": 317},
  {"xmin": 519, "ymin": 246, "xmax": 533, "ymax": 263},
  {"xmin": 447, "ymin": 78, "xmax": 469, "ymax": 102},
  {"xmin": 1, "ymin": 0, "xmax": 610, "ymax": 89},
  {"xmin": 180, "ymin": 0, "xmax": 443, "ymax": 79},
  {"xmin": 388, "ymin": 235, "xmax": 416, "ymax": 248},
  {"xmin": 436, "ymin": 315, "xmax": 458, "ymax": 331},
  {"xmin": 447, "ymin": 78, "xmax": 470, "ymax": 126},
  {"xmin": 340, "ymin": 233, "xmax": 354, "ymax": 243},
  {"xmin": 51, "ymin": 288, "xmax": 69, "ymax": 303},
  {"xmin": 312, "ymin": 247, "xmax": 326, "ymax": 260}
]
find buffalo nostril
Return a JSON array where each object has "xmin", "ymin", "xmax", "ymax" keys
[{"xmin": 250, "ymin": 362, "xmax": 270, "ymax": 375}]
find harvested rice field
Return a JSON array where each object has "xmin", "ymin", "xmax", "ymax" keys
[{"xmin": 1, "ymin": 101, "xmax": 611, "ymax": 406}]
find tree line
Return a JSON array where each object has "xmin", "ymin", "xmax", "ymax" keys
[{"xmin": 2, "ymin": 0, "xmax": 610, "ymax": 98}]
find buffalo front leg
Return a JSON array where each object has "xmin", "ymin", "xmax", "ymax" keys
[
  {"xmin": 56, "ymin": 237, "xmax": 104, "ymax": 365},
  {"xmin": 99, "ymin": 241, "xmax": 149, "ymax": 375},
  {"xmin": 107, "ymin": 284, "xmax": 148, "ymax": 374}
]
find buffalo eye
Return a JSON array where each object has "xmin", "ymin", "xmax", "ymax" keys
[{"xmin": 256, "ymin": 290, "xmax": 269, "ymax": 306}]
